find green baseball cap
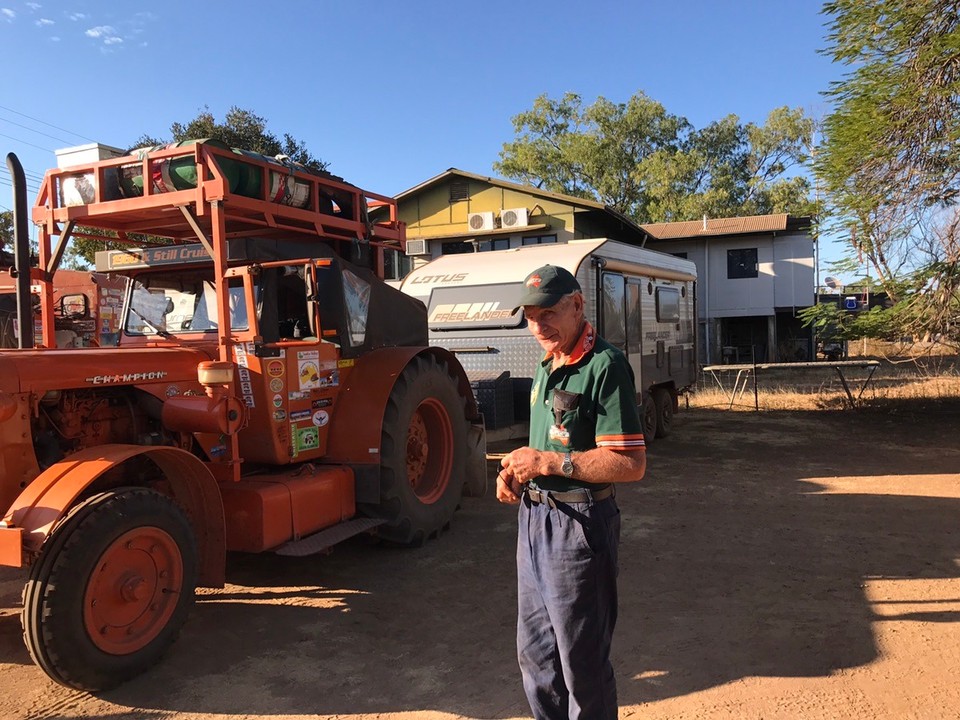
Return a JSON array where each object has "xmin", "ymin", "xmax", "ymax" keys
[{"xmin": 515, "ymin": 264, "xmax": 581, "ymax": 309}]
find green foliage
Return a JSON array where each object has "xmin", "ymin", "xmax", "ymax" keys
[
  {"xmin": 820, "ymin": 0, "xmax": 960, "ymax": 211},
  {"xmin": 495, "ymin": 92, "xmax": 817, "ymax": 224},
  {"xmin": 61, "ymin": 229, "xmax": 121, "ymax": 270},
  {"xmin": 799, "ymin": 300, "xmax": 900, "ymax": 342},
  {"xmin": 0, "ymin": 209, "xmax": 11, "ymax": 251},
  {"xmin": 169, "ymin": 106, "xmax": 326, "ymax": 170},
  {"xmin": 817, "ymin": 0, "xmax": 960, "ymax": 346}
]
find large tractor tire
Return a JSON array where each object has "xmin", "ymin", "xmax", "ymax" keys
[
  {"xmin": 373, "ymin": 355, "xmax": 468, "ymax": 545},
  {"xmin": 22, "ymin": 488, "xmax": 198, "ymax": 691},
  {"xmin": 653, "ymin": 387, "xmax": 674, "ymax": 439}
]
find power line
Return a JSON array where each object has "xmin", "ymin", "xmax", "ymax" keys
[
  {"xmin": 0, "ymin": 104, "xmax": 96, "ymax": 143},
  {"xmin": 0, "ymin": 174, "xmax": 41, "ymax": 191},
  {"xmin": 0, "ymin": 172, "xmax": 40, "ymax": 188},
  {"xmin": 7, "ymin": 165, "xmax": 45, "ymax": 182},
  {"xmin": 0, "ymin": 115, "xmax": 78, "ymax": 146},
  {"xmin": 0, "ymin": 131, "xmax": 54, "ymax": 153}
]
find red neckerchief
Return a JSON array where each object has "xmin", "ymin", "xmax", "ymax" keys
[{"xmin": 544, "ymin": 321, "xmax": 596, "ymax": 367}]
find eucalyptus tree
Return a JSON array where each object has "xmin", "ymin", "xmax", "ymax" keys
[
  {"xmin": 816, "ymin": 0, "xmax": 960, "ymax": 346},
  {"xmin": 495, "ymin": 91, "xmax": 816, "ymax": 224}
]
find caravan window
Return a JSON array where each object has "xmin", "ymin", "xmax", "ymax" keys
[
  {"xmin": 626, "ymin": 281, "xmax": 642, "ymax": 354},
  {"xmin": 656, "ymin": 286, "xmax": 680, "ymax": 323},
  {"xmin": 426, "ymin": 283, "xmax": 525, "ymax": 330},
  {"xmin": 601, "ymin": 272, "xmax": 626, "ymax": 351}
]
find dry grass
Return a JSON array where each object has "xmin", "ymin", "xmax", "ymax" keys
[{"xmin": 689, "ymin": 361, "xmax": 960, "ymax": 412}]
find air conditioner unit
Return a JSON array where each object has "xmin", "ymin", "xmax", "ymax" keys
[
  {"xmin": 500, "ymin": 207, "xmax": 529, "ymax": 228},
  {"xmin": 405, "ymin": 238, "xmax": 430, "ymax": 256},
  {"xmin": 467, "ymin": 211, "xmax": 495, "ymax": 232}
]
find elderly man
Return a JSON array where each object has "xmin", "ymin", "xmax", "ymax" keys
[{"xmin": 498, "ymin": 264, "xmax": 646, "ymax": 720}]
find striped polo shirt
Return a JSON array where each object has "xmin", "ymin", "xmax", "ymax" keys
[{"xmin": 528, "ymin": 321, "xmax": 645, "ymax": 492}]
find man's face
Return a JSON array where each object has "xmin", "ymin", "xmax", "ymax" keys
[{"xmin": 523, "ymin": 293, "xmax": 584, "ymax": 356}]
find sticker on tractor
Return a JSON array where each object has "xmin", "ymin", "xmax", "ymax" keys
[
  {"xmin": 337, "ymin": 358, "xmax": 355, "ymax": 369},
  {"xmin": 312, "ymin": 410, "xmax": 329, "ymax": 427},
  {"xmin": 297, "ymin": 349, "xmax": 319, "ymax": 362},
  {"xmin": 295, "ymin": 426, "xmax": 320, "ymax": 452},
  {"xmin": 298, "ymin": 360, "xmax": 321, "ymax": 390},
  {"xmin": 234, "ymin": 343, "xmax": 256, "ymax": 408},
  {"xmin": 288, "ymin": 390, "xmax": 310, "ymax": 401},
  {"xmin": 269, "ymin": 377, "xmax": 283, "ymax": 393},
  {"xmin": 165, "ymin": 385, "xmax": 180, "ymax": 397},
  {"xmin": 290, "ymin": 409, "xmax": 311, "ymax": 421},
  {"xmin": 272, "ymin": 394, "xmax": 283, "ymax": 408},
  {"xmin": 267, "ymin": 360, "xmax": 285, "ymax": 377},
  {"xmin": 312, "ymin": 398, "xmax": 332, "ymax": 409},
  {"xmin": 272, "ymin": 409, "xmax": 286, "ymax": 422}
]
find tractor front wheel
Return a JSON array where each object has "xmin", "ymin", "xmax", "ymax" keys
[
  {"xmin": 22, "ymin": 488, "xmax": 198, "ymax": 691},
  {"xmin": 372, "ymin": 355, "xmax": 467, "ymax": 545}
]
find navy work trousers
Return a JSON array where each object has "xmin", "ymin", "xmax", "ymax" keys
[{"xmin": 516, "ymin": 491, "xmax": 621, "ymax": 720}]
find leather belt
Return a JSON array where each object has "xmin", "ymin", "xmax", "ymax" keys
[{"xmin": 525, "ymin": 484, "xmax": 614, "ymax": 507}]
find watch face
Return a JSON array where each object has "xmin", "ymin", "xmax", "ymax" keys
[{"xmin": 562, "ymin": 455, "xmax": 573, "ymax": 476}]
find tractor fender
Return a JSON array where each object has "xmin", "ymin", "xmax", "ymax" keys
[
  {"xmin": 1, "ymin": 445, "xmax": 225, "ymax": 587},
  {"xmin": 325, "ymin": 346, "xmax": 478, "ymax": 466}
]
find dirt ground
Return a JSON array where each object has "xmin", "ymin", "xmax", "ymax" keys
[{"xmin": 2, "ymin": 403, "xmax": 960, "ymax": 720}]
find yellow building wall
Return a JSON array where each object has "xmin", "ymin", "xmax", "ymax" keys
[{"xmin": 400, "ymin": 178, "xmax": 579, "ymax": 240}]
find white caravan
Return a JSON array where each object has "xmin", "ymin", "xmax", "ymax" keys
[{"xmin": 400, "ymin": 238, "xmax": 697, "ymax": 443}]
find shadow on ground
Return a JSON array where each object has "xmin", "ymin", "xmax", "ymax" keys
[{"xmin": 2, "ymin": 405, "xmax": 959, "ymax": 718}]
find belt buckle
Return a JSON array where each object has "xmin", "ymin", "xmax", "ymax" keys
[{"xmin": 526, "ymin": 487, "xmax": 552, "ymax": 508}]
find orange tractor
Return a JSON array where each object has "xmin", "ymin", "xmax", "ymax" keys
[{"xmin": 0, "ymin": 143, "xmax": 486, "ymax": 690}]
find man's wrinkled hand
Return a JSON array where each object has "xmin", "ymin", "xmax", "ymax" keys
[{"xmin": 496, "ymin": 469, "xmax": 524, "ymax": 504}]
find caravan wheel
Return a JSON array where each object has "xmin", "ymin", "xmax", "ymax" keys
[
  {"xmin": 653, "ymin": 388, "xmax": 673, "ymax": 439},
  {"xmin": 641, "ymin": 395, "xmax": 657, "ymax": 446}
]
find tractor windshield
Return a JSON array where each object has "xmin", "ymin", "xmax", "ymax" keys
[{"xmin": 124, "ymin": 271, "xmax": 248, "ymax": 336}]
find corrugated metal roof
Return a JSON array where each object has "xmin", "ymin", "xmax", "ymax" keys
[
  {"xmin": 395, "ymin": 170, "xmax": 810, "ymax": 244},
  {"xmin": 395, "ymin": 168, "xmax": 608, "ymax": 210},
  {"xmin": 642, "ymin": 213, "xmax": 799, "ymax": 240}
]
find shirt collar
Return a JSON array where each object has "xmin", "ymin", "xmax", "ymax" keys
[{"xmin": 542, "ymin": 321, "xmax": 596, "ymax": 368}]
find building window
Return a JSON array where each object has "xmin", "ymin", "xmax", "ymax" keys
[
  {"xmin": 477, "ymin": 237, "xmax": 510, "ymax": 252},
  {"xmin": 521, "ymin": 234, "xmax": 557, "ymax": 246},
  {"xmin": 727, "ymin": 248, "xmax": 758, "ymax": 279},
  {"xmin": 440, "ymin": 241, "xmax": 474, "ymax": 255},
  {"xmin": 449, "ymin": 181, "xmax": 469, "ymax": 202},
  {"xmin": 382, "ymin": 248, "xmax": 412, "ymax": 281}
]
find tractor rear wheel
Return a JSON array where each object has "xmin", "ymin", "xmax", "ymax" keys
[
  {"xmin": 373, "ymin": 355, "xmax": 467, "ymax": 545},
  {"xmin": 22, "ymin": 488, "xmax": 197, "ymax": 691}
]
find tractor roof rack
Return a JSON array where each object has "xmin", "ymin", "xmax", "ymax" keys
[{"xmin": 31, "ymin": 139, "xmax": 406, "ymax": 268}]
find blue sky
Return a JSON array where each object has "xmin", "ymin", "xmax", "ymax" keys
[{"xmin": 0, "ymin": 0, "xmax": 846, "ymax": 268}]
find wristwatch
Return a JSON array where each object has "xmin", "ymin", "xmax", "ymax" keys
[{"xmin": 561, "ymin": 451, "xmax": 574, "ymax": 477}]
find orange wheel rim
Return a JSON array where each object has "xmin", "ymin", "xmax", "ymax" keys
[
  {"xmin": 83, "ymin": 526, "xmax": 184, "ymax": 655},
  {"xmin": 406, "ymin": 398, "xmax": 454, "ymax": 504}
]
